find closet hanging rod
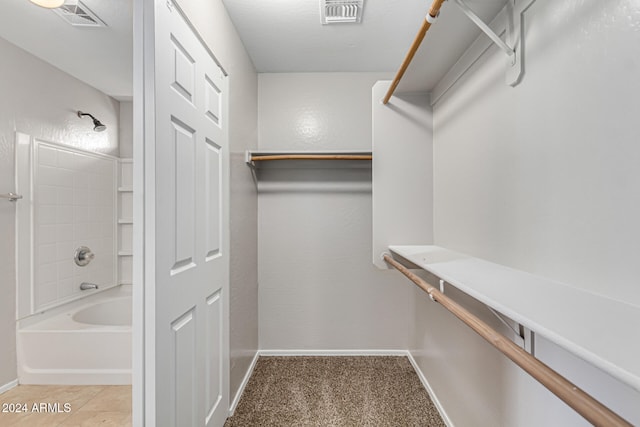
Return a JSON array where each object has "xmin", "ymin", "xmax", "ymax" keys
[
  {"xmin": 250, "ymin": 154, "xmax": 372, "ymax": 161},
  {"xmin": 382, "ymin": 253, "xmax": 633, "ymax": 427},
  {"xmin": 382, "ymin": 0, "xmax": 447, "ymax": 105}
]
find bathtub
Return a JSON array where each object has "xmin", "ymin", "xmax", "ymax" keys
[{"xmin": 17, "ymin": 285, "xmax": 132, "ymax": 385}]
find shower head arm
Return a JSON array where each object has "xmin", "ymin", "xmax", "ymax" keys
[
  {"xmin": 77, "ymin": 110, "xmax": 107, "ymax": 132},
  {"xmin": 77, "ymin": 111, "xmax": 97, "ymax": 121}
]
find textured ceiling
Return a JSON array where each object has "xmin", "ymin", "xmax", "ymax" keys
[
  {"xmin": 0, "ymin": 0, "xmax": 132, "ymax": 100},
  {"xmin": 223, "ymin": 0, "xmax": 507, "ymax": 91},
  {"xmin": 0, "ymin": 0, "xmax": 507, "ymax": 98}
]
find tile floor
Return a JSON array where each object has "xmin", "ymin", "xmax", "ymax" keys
[{"xmin": 0, "ymin": 385, "xmax": 131, "ymax": 427}]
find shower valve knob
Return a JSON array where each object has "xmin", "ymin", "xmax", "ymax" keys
[{"xmin": 74, "ymin": 246, "xmax": 95, "ymax": 266}]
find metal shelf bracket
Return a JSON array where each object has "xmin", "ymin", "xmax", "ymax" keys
[
  {"xmin": 454, "ymin": 0, "xmax": 523, "ymax": 86},
  {"xmin": 487, "ymin": 306, "xmax": 535, "ymax": 355}
]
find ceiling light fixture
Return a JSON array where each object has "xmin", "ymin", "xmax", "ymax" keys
[{"xmin": 28, "ymin": 0, "xmax": 65, "ymax": 8}]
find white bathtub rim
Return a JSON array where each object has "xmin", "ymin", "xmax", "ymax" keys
[
  {"xmin": 18, "ymin": 285, "xmax": 132, "ymax": 331},
  {"xmin": 73, "ymin": 297, "xmax": 132, "ymax": 326},
  {"xmin": 20, "ymin": 298, "xmax": 131, "ymax": 331}
]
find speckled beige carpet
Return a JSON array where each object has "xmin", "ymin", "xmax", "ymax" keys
[{"xmin": 224, "ymin": 356, "xmax": 445, "ymax": 427}]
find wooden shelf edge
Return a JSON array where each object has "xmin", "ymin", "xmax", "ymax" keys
[
  {"xmin": 252, "ymin": 154, "xmax": 372, "ymax": 161},
  {"xmin": 245, "ymin": 150, "xmax": 373, "ymax": 169}
]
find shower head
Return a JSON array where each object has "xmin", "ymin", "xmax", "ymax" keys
[
  {"xmin": 77, "ymin": 110, "xmax": 107, "ymax": 132},
  {"xmin": 93, "ymin": 121, "xmax": 107, "ymax": 132}
]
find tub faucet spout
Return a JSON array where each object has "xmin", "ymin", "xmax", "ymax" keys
[{"xmin": 80, "ymin": 282, "xmax": 99, "ymax": 291}]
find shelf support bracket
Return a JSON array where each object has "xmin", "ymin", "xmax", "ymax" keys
[
  {"xmin": 522, "ymin": 325, "xmax": 535, "ymax": 356},
  {"xmin": 245, "ymin": 150, "xmax": 254, "ymax": 166},
  {"xmin": 454, "ymin": 0, "xmax": 523, "ymax": 86},
  {"xmin": 487, "ymin": 307, "xmax": 536, "ymax": 355}
]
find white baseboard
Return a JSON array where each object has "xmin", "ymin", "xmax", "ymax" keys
[
  {"xmin": 0, "ymin": 379, "xmax": 18, "ymax": 394},
  {"xmin": 228, "ymin": 351, "xmax": 260, "ymax": 417},
  {"xmin": 406, "ymin": 352, "xmax": 454, "ymax": 427},
  {"xmin": 258, "ymin": 349, "xmax": 410, "ymax": 357}
]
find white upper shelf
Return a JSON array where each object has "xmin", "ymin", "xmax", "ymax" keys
[{"xmin": 388, "ymin": 245, "xmax": 640, "ymax": 392}]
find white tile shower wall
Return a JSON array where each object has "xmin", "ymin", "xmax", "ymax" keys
[
  {"xmin": 119, "ymin": 224, "xmax": 133, "ymax": 253},
  {"xmin": 119, "ymin": 256, "xmax": 133, "ymax": 286},
  {"xmin": 118, "ymin": 159, "xmax": 133, "ymax": 285},
  {"xmin": 34, "ymin": 142, "xmax": 117, "ymax": 310},
  {"xmin": 120, "ymin": 162, "xmax": 133, "ymax": 189},
  {"xmin": 119, "ymin": 193, "xmax": 133, "ymax": 220}
]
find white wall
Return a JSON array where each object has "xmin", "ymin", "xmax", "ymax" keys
[
  {"xmin": 259, "ymin": 73, "xmax": 390, "ymax": 151},
  {"xmin": 371, "ymin": 83, "xmax": 433, "ymax": 268},
  {"xmin": 118, "ymin": 101, "xmax": 133, "ymax": 159},
  {"xmin": 435, "ymin": 0, "xmax": 640, "ymax": 307},
  {"xmin": 0, "ymin": 36, "xmax": 120, "ymax": 389},
  {"xmin": 410, "ymin": 0, "xmax": 640, "ymax": 425},
  {"xmin": 176, "ymin": 0, "xmax": 259, "ymax": 403},
  {"xmin": 257, "ymin": 73, "xmax": 413, "ymax": 351}
]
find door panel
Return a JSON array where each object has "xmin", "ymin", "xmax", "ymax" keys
[
  {"xmin": 171, "ymin": 118, "xmax": 197, "ymax": 273},
  {"xmin": 171, "ymin": 309, "xmax": 197, "ymax": 426},
  {"xmin": 205, "ymin": 291, "xmax": 223, "ymax": 424},
  {"xmin": 148, "ymin": 1, "xmax": 229, "ymax": 426},
  {"xmin": 170, "ymin": 36, "xmax": 196, "ymax": 104},
  {"xmin": 204, "ymin": 76, "xmax": 222, "ymax": 125},
  {"xmin": 205, "ymin": 139, "xmax": 222, "ymax": 261}
]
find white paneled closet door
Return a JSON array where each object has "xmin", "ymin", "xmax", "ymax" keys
[{"xmin": 143, "ymin": 1, "xmax": 229, "ymax": 426}]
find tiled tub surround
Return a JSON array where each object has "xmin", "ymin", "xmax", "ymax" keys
[
  {"xmin": 35, "ymin": 142, "xmax": 116, "ymax": 309},
  {"xmin": 14, "ymin": 136, "xmax": 129, "ymax": 385},
  {"xmin": 17, "ymin": 285, "xmax": 132, "ymax": 385},
  {"xmin": 17, "ymin": 136, "xmax": 117, "ymax": 316}
]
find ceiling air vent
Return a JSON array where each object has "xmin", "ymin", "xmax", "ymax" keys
[
  {"xmin": 52, "ymin": 0, "xmax": 106, "ymax": 27},
  {"xmin": 321, "ymin": 0, "xmax": 364, "ymax": 25}
]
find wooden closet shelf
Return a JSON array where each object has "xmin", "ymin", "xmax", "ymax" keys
[
  {"xmin": 252, "ymin": 154, "xmax": 372, "ymax": 161},
  {"xmin": 246, "ymin": 150, "xmax": 372, "ymax": 169}
]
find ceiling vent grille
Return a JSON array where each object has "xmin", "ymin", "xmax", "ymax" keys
[
  {"xmin": 52, "ymin": 0, "xmax": 106, "ymax": 27},
  {"xmin": 321, "ymin": 0, "xmax": 364, "ymax": 25}
]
